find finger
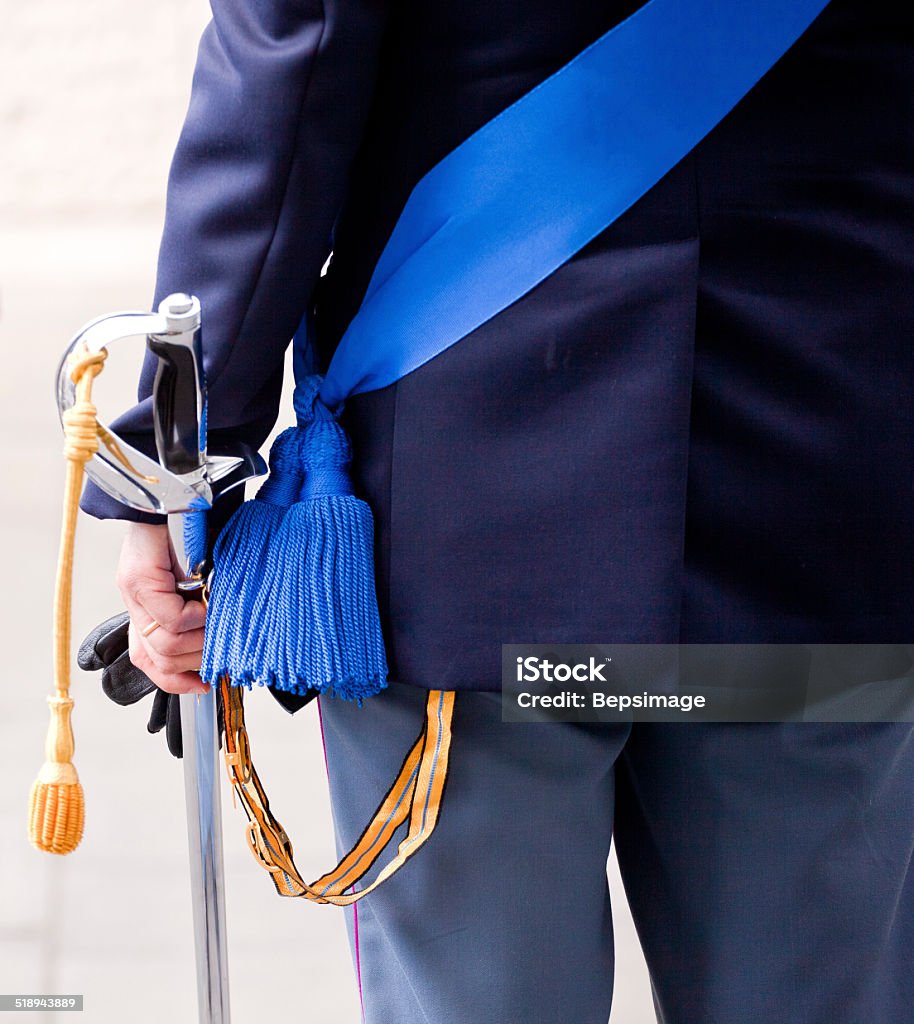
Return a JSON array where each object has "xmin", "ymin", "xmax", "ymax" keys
[
  {"xmin": 121, "ymin": 592, "xmax": 205, "ymax": 656},
  {"xmin": 129, "ymin": 609, "xmax": 206, "ymax": 678},
  {"xmin": 123, "ymin": 592, "xmax": 207, "ymax": 644},
  {"xmin": 134, "ymin": 623, "xmax": 203, "ymax": 675},
  {"xmin": 129, "ymin": 623, "xmax": 208, "ymax": 695},
  {"xmin": 152, "ymin": 672, "xmax": 210, "ymax": 696},
  {"xmin": 142, "ymin": 645, "xmax": 205, "ymax": 675},
  {"xmin": 142, "ymin": 625, "xmax": 206, "ymax": 659},
  {"xmin": 131, "ymin": 585, "xmax": 207, "ymax": 634}
]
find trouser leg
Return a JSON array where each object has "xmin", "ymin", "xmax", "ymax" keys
[
  {"xmin": 317, "ymin": 682, "xmax": 629, "ymax": 1024},
  {"xmin": 613, "ymin": 722, "xmax": 914, "ymax": 1024}
]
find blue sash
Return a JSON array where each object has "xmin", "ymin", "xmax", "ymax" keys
[
  {"xmin": 206, "ymin": 0, "xmax": 831, "ymax": 705},
  {"xmin": 313, "ymin": 0, "xmax": 830, "ymax": 408}
]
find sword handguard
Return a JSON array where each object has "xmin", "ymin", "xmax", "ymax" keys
[{"xmin": 55, "ymin": 293, "xmax": 266, "ymax": 515}]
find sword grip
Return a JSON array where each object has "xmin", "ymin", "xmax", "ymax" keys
[
  {"xmin": 149, "ymin": 293, "xmax": 205, "ymax": 477},
  {"xmin": 149, "ymin": 337, "xmax": 202, "ymax": 473}
]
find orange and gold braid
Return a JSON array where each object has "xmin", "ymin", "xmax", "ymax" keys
[{"xmin": 219, "ymin": 679, "xmax": 454, "ymax": 905}]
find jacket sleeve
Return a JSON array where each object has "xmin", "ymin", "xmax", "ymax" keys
[{"xmin": 81, "ymin": 0, "xmax": 391, "ymax": 522}]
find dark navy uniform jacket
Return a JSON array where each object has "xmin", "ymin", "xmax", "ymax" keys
[{"xmin": 82, "ymin": 0, "xmax": 914, "ymax": 691}]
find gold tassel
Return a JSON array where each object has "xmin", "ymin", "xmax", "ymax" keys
[
  {"xmin": 29, "ymin": 698, "xmax": 84, "ymax": 854},
  {"xmin": 29, "ymin": 344, "xmax": 106, "ymax": 855}
]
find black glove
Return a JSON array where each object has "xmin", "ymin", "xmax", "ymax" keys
[
  {"xmin": 78, "ymin": 611, "xmax": 317, "ymax": 758},
  {"xmin": 77, "ymin": 611, "xmax": 186, "ymax": 757}
]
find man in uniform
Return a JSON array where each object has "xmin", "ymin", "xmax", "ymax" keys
[{"xmin": 83, "ymin": 1, "xmax": 914, "ymax": 1020}]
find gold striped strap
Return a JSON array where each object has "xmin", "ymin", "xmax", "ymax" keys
[{"xmin": 219, "ymin": 678, "xmax": 455, "ymax": 905}]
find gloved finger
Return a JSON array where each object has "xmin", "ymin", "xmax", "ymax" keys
[
  {"xmin": 78, "ymin": 611, "xmax": 131, "ymax": 671},
  {"xmin": 101, "ymin": 650, "xmax": 157, "ymax": 706},
  {"xmin": 269, "ymin": 687, "xmax": 319, "ymax": 715},
  {"xmin": 147, "ymin": 687, "xmax": 169, "ymax": 735},
  {"xmin": 164, "ymin": 693, "xmax": 183, "ymax": 759}
]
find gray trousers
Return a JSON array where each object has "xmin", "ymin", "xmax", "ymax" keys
[{"xmin": 317, "ymin": 682, "xmax": 914, "ymax": 1024}]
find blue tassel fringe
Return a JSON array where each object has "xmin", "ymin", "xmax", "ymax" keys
[{"xmin": 201, "ymin": 428, "xmax": 305, "ymax": 687}]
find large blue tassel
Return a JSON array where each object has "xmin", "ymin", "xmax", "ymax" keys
[
  {"xmin": 265, "ymin": 375, "xmax": 388, "ymax": 701},
  {"xmin": 201, "ymin": 375, "xmax": 389, "ymax": 703},
  {"xmin": 201, "ymin": 427, "xmax": 306, "ymax": 687}
]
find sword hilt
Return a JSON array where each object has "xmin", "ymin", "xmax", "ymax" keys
[{"xmin": 55, "ymin": 294, "xmax": 266, "ymax": 515}]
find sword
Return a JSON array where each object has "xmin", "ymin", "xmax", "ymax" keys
[{"xmin": 56, "ymin": 293, "xmax": 266, "ymax": 1024}]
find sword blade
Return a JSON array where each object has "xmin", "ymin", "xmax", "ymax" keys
[
  {"xmin": 171, "ymin": 516, "xmax": 231, "ymax": 1024},
  {"xmin": 152, "ymin": 296, "xmax": 232, "ymax": 1023}
]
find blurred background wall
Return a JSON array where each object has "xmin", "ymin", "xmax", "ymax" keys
[
  {"xmin": 3, "ymin": 0, "xmax": 209, "ymax": 227},
  {"xmin": 0, "ymin": 1, "xmax": 654, "ymax": 1020}
]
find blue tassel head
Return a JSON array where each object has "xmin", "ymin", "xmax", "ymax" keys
[
  {"xmin": 254, "ymin": 426, "xmax": 309, "ymax": 506},
  {"xmin": 291, "ymin": 375, "xmax": 356, "ymax": 501}
]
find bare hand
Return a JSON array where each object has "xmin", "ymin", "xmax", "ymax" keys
[{"xmin": 116, "ymin": 522, "xmax": 209, "ymax": 695}]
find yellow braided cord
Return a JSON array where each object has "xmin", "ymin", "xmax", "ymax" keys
[{"xmin": 29, "ymin": 344, "xmax": 106, "ymax": 855}]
